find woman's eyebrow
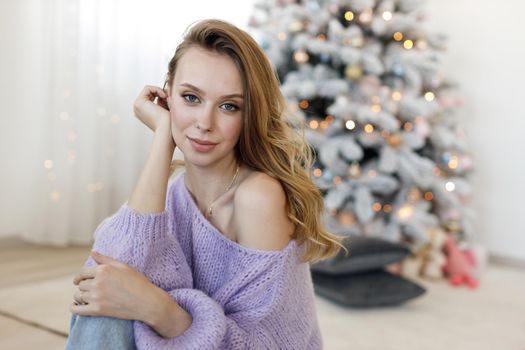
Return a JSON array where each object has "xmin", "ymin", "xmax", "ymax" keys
[{"xmin": 178, "ymin": 82, "xmax": 243, "ymax": 99}]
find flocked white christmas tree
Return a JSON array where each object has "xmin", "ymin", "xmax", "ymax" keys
[{"xmin": 249, "ymin": 0, "xmax": 475, "ymax": 277}]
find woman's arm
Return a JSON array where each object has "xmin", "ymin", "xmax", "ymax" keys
[
  {"xmin": 128, "ymin": 85, "xmax": 175, "ymax": 214},
  {"xmin": 128, "ymin": 126, "xmax": 174, "ymax": 213},
  {"xmin": 71, "ymin": 86, "xmax": 194, "ymax": 333}
]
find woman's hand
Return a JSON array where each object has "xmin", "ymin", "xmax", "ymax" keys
[
  {"xmin": 71, "ymin": 251, "xmax": 167, "ymax": 324},
  {"xmin": 133, "ymin": 85, "xmax": 171, "ymax": 132}
]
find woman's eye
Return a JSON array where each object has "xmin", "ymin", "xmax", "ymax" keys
[
  {"xmin": 182, "ymin": 94, "xmax": 199, "ymax": 103},
  {"xmin": 221, "ymin": 103, "xmax": 239, "ymax": 112}
]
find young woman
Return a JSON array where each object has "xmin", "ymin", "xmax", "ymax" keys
[{"xmin": 65, "ymin": 19, "xmax": 345, "ymax": 349}]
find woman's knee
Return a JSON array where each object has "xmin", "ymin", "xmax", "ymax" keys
[{"xmin": 65, "ymin": 314, "xmax": 136, "ymax": 350}]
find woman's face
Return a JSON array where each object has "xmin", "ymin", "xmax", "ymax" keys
[{"xmin": 167, "ymin": 46, "xmax": 244, "ymax": 168}]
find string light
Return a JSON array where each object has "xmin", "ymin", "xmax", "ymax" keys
[
  {"xmin": 404, "ymin": 122, "xmax": 413, "ymax": 131},
  {"xmin": 313, "ymin": 168, "xmax": 322, "ymax": 177},
  {"xmin": 317, "ymin": 34, "xmax": 326, "ymax": 41},
  {"xmin": 333, "ymin": 176, "xmax": 342, "ymax": 185},
  {"xmin": 299, "ymin": 100, "xmax": 309, "ymax": 109},
  {"xmin": 345, "ymin": 120, "xmax": 356, "ymax": 130},
  {"xmin": 448, "ymin": 156, "xmax": 459, "ymax": 169},
  {"xmin": 320, "ymin": 120, "xmax": 329, "ymax": 129},
  {"xmin": 339, "ymin": 212, "xmax": 356, "ymax": 225},
  {"xmin": 382, "ymin": 11, "xmax": 392, "ymax": 21},
  {"xmin": 392, "ymin": 90, "xmax": 402, "ymax": 101},
  {"xmin": 403, "ymin": 40, "xmax": 414, "ymax": 50},
  {"xmin": 345, "ymin": 63, "xmax": 363, "ymax": 79},
  {"xmin": 424, "ymin": 191, "xmax": 434, "ymax": 201},
  {"xmin": 278, "ymin": 32, "xmax": 287, "ymax": 41},
  {"xmin": 393, "ymin": 32, "xmax": 403, "ymax": 41},
  {"xmin": 371, "ymin": 104, "xmax": 381, "ymax": 113},
  {"xmin": 309, "ymin": 120, "xmax": 319, "ymax": 129},
  {"xmin": 344, "ymin": 11, "xmax": 355, "ymax": 21},
  {"xmin": 397, "ymin": 205, "xmax": 414, "ymax": 220},
  {"xmin": 373, "ymin": 202, "xmax": 382, "ymax": 212},
  {"xmin": 383, "ymin": 204, "xmax": 392, "ymax": 213},
  {"xmin": 44, "ymin": 160, "xmax": 54, "ymax": 169},
  {"xmin": 445, "ymin": 181, "xmax": 456, "ymax": 192},
  {"xmin": 294, "ymin": 49, "xmax": 309, "ymax": 63},
  {"xmin": 325, "ymin": 115, "xmax": 334, "ymax": 123},
  {"xmin": 364, "ymin": 123, "xmax": 374, "ymax": 133},
  {"xmin": 424, "ymin": 91, "xmax": 435, "ymax": 101},
  {"xmin": 359, "ymin": 9, "xmax": 373, "ymax": 23}
]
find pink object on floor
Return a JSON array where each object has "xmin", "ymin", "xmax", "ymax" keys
[{"xmin": 442, "ymin": 235, "xmax": 480, "ymax": 289}]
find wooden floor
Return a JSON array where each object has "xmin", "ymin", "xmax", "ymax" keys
[
  {"xmin": 0, "ymin": 237, "xmax": 89, "ymax": 348},
  {"xmin": 0, "ymin": 237, "xmax": 89, "ymax": 289},
  {"xmin": 1, "ymin": 236, "xmax": 524, "ymax": 350}
]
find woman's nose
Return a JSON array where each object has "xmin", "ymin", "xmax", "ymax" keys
[{"xmin": 196, "ymin": 106, "xmax": 214, "ymax": 132}]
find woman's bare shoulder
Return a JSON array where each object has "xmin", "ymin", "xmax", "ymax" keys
[{"xmin": 232, "ymin": 170, "xmax": 294, "ymax": 251}]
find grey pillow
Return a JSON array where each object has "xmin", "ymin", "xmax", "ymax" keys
[
  {"xmin": 311, "ymin": 269, "xmax": 426, "ymax": 307},
  {"xmin": 310, "ymin": 236, "xmax": 411, "ymax": 275}
]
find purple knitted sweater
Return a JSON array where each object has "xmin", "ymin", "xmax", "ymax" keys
[{"xmin": 85, "ymin": 172, "xmax": 322, "ymax": 349}]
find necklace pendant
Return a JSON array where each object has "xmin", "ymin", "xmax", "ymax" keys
[{"xmin": 204, "ymin": 164, "xmax": 239, "ymax": 220}]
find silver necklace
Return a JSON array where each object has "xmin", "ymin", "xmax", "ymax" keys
[{"xmin": 205, "ymin": 165, "xmax": 240, "ymax": 218}]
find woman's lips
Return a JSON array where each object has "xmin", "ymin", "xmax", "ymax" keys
[{"xmin": 188, "ymin": 137, "xmax": 218, "ymax": 152}]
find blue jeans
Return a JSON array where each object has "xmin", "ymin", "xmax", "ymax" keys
[{"xmin": 65, "ymin": 314, "xmax": 137, "ymax": 350}]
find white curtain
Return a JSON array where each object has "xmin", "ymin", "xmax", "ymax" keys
[{"xmin": 0, "ymin": 0, "xmax": 253, "ymax": 245}]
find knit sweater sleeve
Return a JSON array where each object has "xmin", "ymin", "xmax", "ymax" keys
[
  {"xmin": 84, "ymin": 179, "xmax": 193, "ymax": 291},
  {"xmin": 132, "ymin": 242, "xmax": 322, "ymax": 350}
]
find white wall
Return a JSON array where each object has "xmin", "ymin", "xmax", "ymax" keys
[{"xmin": 424, "ymin": 0, "xmax": 525, "ymax": 262}]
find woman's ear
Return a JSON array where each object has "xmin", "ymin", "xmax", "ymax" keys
[{"xmin": 165, "ymin": 87, "xmax": 172, "ymax": 109}]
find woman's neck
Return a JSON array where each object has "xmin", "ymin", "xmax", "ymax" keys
[{"xmin": 183, "ymin": 157, "xmax": 240, "ymax": 214}]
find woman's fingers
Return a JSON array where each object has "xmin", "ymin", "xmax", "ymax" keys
[
  {"xmin": 70, "ymin": 299, "xmax": 100, "ymax": 316},
  {"xmin": 73, "ymin": 267, "xmax": 97, "ymax": 285},
  {"xmin": 78, "ymin": 278, "xmax": 94, "ymax": 291},
  {"xmin": 133, "ymin": 85, "xmax": 171, "ymax": 132},
  {"xmin": 143, "ymin": 85, "xmax": 167, "ymax": 100},
  {"xmin": 157, "ymin": 96, "xmax": 169, "ymax": 110},
  {"xmin": 73, "ymin": 289, "xmax": 88, "ymax": 305}
]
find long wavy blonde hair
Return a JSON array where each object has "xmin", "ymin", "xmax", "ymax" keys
[{"xmin": 163, "ymin": 19, "xmax": 347, "ymax": 263}]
